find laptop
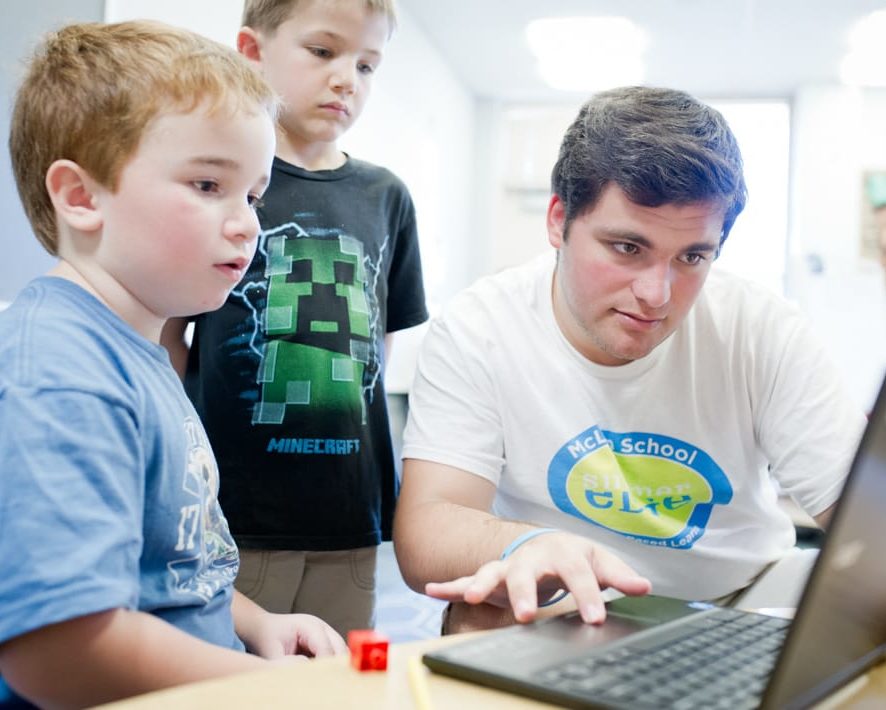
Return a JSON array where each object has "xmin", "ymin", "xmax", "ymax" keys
[{"xmin": 423, "ymin": 376, "xmax": 886, "ymax": 709}]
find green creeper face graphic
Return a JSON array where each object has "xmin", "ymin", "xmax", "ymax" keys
[{"xmin": 251, "ymin": 232, "xmax": 376, "ymax": 425}]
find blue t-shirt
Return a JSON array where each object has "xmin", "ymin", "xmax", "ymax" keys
[{"xmin": 0, "ymin": 278, "xmax": 243, "ymax": 705}]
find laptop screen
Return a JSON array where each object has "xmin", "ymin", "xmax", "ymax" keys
[{"xmin": 762, "ymin": 376, "xmax": 886, "ymax": 708}]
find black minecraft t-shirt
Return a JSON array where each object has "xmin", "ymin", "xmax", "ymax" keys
[{"xmin": 186, "ymin": 156, "xmax": 427, "ymax": 550}]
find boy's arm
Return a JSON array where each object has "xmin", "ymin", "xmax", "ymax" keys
[
  {"xmin": 0, "ymin": 608, "xmax": 268, "ymax": 708},
  {"xmin": 232, "ymin": 591, "xmax": 346, "ymax": 658},
  {"xmin": 160, "ymin": 317, "xmax": 190, "ymax": 380}
]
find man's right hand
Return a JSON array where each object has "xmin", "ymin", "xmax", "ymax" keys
[{"xmin": 423, "ymin": 529, "xmax": 651, "ymax": 625}]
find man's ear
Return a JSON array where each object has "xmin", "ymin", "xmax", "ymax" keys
[
  {"xmin": 45, "ymin": 159, "xmax": 103, "ymax": 234},
  {"xmin": 237, "ymin": 27, "xmax": 263, "ymax": 64},
  {"xmin": 546, "ymin": 194, "xmax": 567, "ymax": 249}
]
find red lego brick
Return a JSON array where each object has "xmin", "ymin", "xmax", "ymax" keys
[{"xmin": 348, "ymin": 629, "xmax": 389, "ymax": 671}]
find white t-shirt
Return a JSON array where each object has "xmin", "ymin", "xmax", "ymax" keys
[{"xmin": 402, "ymin": 254, "xmax": 866, "ymax": 600}]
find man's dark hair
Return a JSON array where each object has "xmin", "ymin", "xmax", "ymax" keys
[{"xmin": 551, "ymin": 86, "xmax": 747, "ymax": 244}]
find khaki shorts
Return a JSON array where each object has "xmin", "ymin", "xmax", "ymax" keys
[{"xmin": 236, "ymin": 547, "xmax": 378, "ymax": 638}]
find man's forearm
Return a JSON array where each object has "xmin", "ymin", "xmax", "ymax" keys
[
  {"xmin": 393, "ymin": 497, "xmax": 537, "ymax": 592},
  {"xmin": 813, "ymin": 502, "xmax": 835, "ymax": 528},
  {"xmin": 0, "ymin": 608, "xmax": 265, "ymax": 708},
  {"xmin": 394, "ymin": 461, "xmax": 652, "ymax": 628}
]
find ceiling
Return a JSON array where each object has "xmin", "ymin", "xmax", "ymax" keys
[{"xmin": 398, "ymin": 0, "xmax": 886, "ymax": 103}]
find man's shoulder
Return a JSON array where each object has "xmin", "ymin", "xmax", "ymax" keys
[
  {"xmin": 685, "ymin": 268, "xmax": 807, "ymax": 355},
  {"xmin": 441, "ymin": 254, "xmax": 553, "ymax": 325},
  {"xmin": 700, "ymin": 268, "xmax": 799, "ymax": 320},
  {"xmin": 473, "ymin": 252, "xmax": 552, "ymax": 293}
]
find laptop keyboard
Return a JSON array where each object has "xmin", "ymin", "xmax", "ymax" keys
[{"xmin": 534, "ymin": 608, "xmax": 791, "ymax": 710}]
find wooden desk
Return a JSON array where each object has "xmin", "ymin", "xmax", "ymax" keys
[{"xmin": 93, "ymin": 634, "xmax": 885, "ymax": 709}]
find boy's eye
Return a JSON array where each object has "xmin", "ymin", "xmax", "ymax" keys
[
  {"xmin": 357, "ymin": 62, "xmax": 375, "ymax": 75},
  {"xmin": 193, "ymin": 180, "xmax": 219, "ymax": 194},
  {"xmin": 308, "ymin": 46, "xmax": 332, "ymax": 59},
  {"xmin": 247, "ymin": 194, "xmax": 265, "ymax": 211}
]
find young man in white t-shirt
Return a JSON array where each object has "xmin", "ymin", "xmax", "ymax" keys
[{"xmin": 393, "ymin": 86, "xmax": 867, "ymax": 634}]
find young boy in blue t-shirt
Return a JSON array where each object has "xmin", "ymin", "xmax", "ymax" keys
[{"xmin": 0, "ymin": 20, "xmax": 345, "ymax": 709}]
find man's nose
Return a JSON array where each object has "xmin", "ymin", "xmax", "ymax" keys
[{"xmin": 631, "ymin": 264, "xmax": 672, "ymax": 308}]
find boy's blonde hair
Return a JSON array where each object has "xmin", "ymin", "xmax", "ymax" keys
[
  {"xmin": 242, "ymin": 0, "xmax": 397, "ymax": 35},
  {"xmin": 9, "ymin": 20, "xmax": 278, "ymax": 255}
]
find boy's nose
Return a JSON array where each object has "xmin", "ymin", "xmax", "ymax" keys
[
  {"xmin": 330, "ymin": 62, "xmax": 357, "ymax": 93},
  {"xmin": 226, "ymin": 204, "xmax": 261, "ymax": 243}
]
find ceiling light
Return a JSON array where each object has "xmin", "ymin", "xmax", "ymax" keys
[
  {"xmin": 525, "ymin": 16, "xmax": 647, "ymax": 92},
  {"xmin": 840, "ymin": 9, "xmax": 886, "ymax": 87}
]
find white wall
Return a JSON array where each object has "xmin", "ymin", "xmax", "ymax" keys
[
  {"xmin": 1, "ymin": 0, "xmax": 104, "ymax": 304},
  {"xmin": 340, "ymin": 13, "xmax": 476, "ymax": 310},
  {"xmin": 789, "ymin": 86, "xmax": 886, "ymax": 410},
  {"xmin": 105, "ymin": 0, "xmax": 241, "ymax": 44}
]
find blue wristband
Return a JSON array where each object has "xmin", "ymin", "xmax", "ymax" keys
[
  {"xmin": 500, "ymin": 528, "xmax": 570, "ymax": 607},
  {"xmin": 500, "ymin": 528, "xmax": 560, "ymax": 560},
  {"xmin": 539, "ymin": 589, "xmax": 571, "ymax": 607}
]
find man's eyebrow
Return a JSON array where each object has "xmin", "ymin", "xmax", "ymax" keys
[{"xmin": 597, "ymin": 227, "xmax": 719, "ymax": 253}]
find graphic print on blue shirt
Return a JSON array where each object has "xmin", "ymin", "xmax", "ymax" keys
[
  {"xmin": 228, "ymin": 219, "xmax": 387, "ymax": 429},
  {"xmin": 547, "ymin": 427, "xmax": 732, "ymax": 549},
  {"xmin": 168, "ymin": 417, "xmax": 239, "ymax": 601}
]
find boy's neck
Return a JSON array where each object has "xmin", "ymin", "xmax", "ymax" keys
[
  {"xmin": 48, "ymin": 259, "xmax": 164, "ymax": 343},
  {"xmin": 275, "ymin": 130, "xmax": 347, "ymax": 171}
]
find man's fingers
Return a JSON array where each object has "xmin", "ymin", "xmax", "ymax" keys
[
  {"xmin": 556, "ymin": 564, "xmax": 606, "ymax": 624},
  {"xmin": 425, "ymin": 561, "xmax": 511, "ymax": 605},
  {"xmin": 567, "ymin": 547, "xmax": 651, "ymax": 623},
  {"xmin": 505, "ymin": 567, "xmax": 542, "ymax": 622},
  {"xmin": 423, "ymin": 537, "xmax": 652, "ymax": 627},
  {"xmin": 591, "ymin": 547, "xmax": 652, "ymax": 597},
  {"xmin": 424, "ymin": 576, "xmax": 473, "ymax": 601},
  {"xmin": 461, "ymin": 561, "xmax": 511, "ymax": 604}
]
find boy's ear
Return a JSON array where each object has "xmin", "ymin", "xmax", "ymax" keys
[
  {"xmin": 237, "ymin": 27, "xmax": 263, "ymax": 64},
  {"xmin": 45, "ymin": 159, "xmax": 104, "ymax": 234}
]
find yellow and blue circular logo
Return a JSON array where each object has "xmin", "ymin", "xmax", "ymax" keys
[{"xmin": 548, "ymin": 427, "xmax": 732, "ymax": 549}]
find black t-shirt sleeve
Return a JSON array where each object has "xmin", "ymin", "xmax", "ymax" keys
[{"xmin": 384, "ymin": 180, "xmax": 428, "ymax": 333}]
